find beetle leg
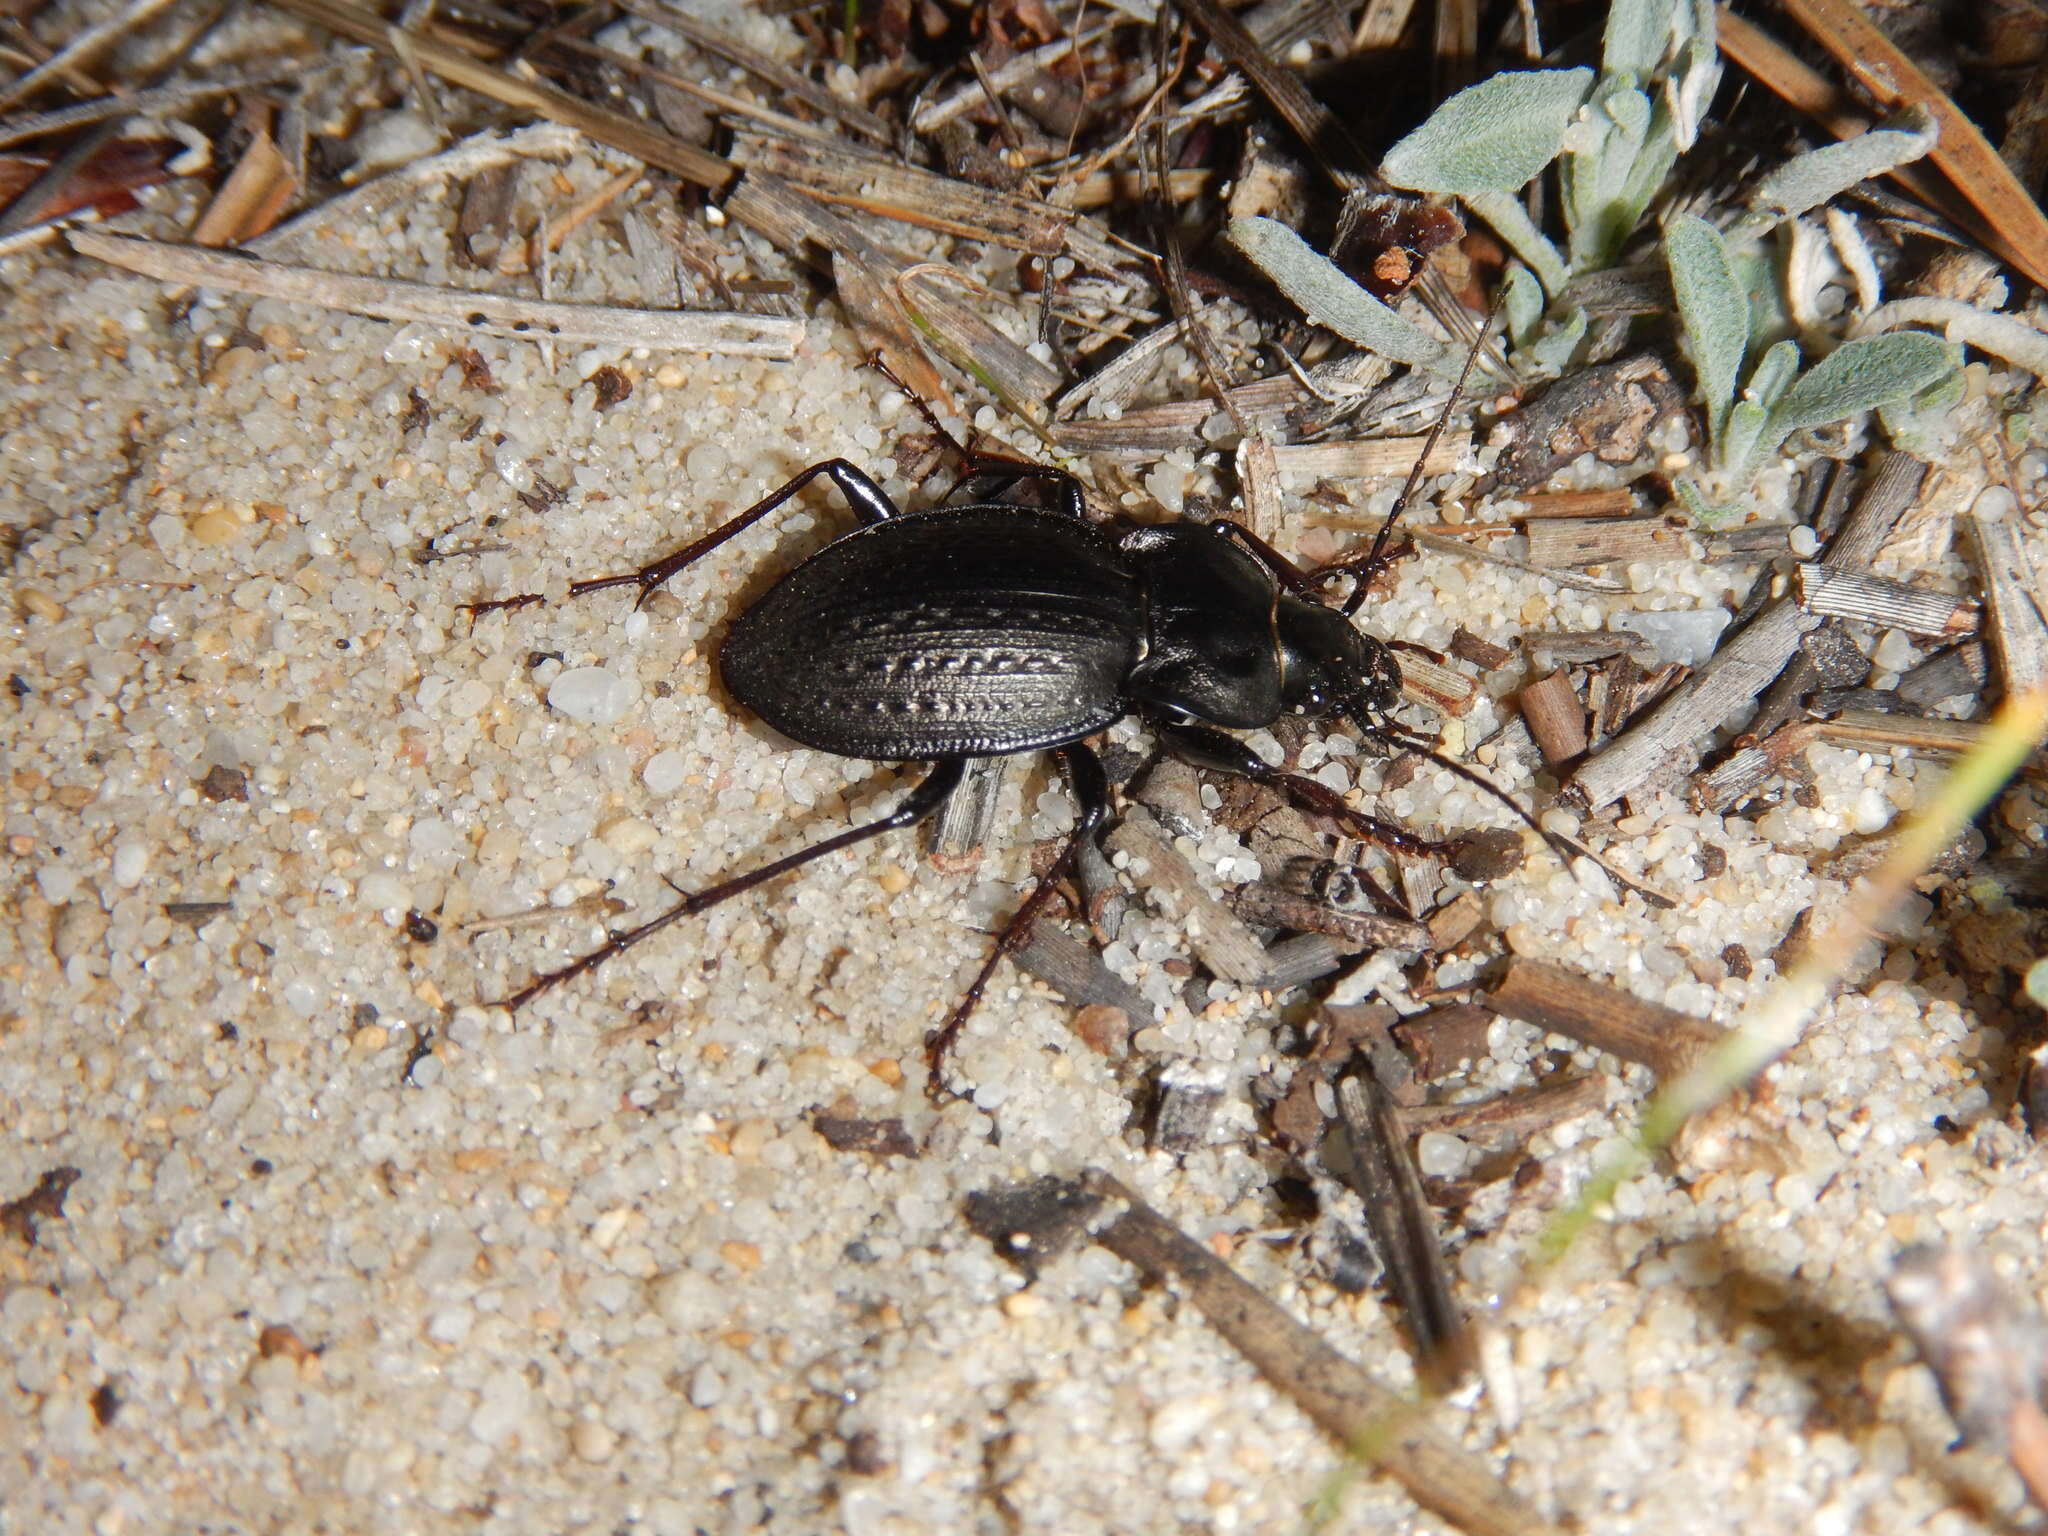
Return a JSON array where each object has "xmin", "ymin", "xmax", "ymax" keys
[
  {"xmin": 926, "ymin": 743, "xmax": 1110, "ymax": 1098},
  {"xmin": 863, "ymin": 351, "xmax": 1088, "ymax": 522},
  {"xmin": 486, "ymin": 758, "xmax": 967, "ymax": 1011},
  {"xmin": 461, "ymin": 458, "xmax": 902, "ymax": 620},
  {"xmin": 1151, "ymin": 720, "xmax": 1465, "ymax": 867}
]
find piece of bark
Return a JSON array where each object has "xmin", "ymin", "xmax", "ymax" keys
[
  {"xmin": 1009, "ymin": 919, "xmax": 1151, "ymax": 1031},
  {"xmin": 1492, "ymin": 351, "xmax": 1688, "ymax": 489},
  {"xmin": 1897, "ymin": 642, "xmax": 1989, "ymax": 708},
  {"xmin": 1394, "ymin": 1073, "xmax": 1607, "ymax": 1146},
  {"xmin": 1794, "ymin": 564, "xmax": 1979, "ymax": 637},
  {"xmin": 1522, "ymin": 516, "xmax": 1690, "ymax": 569},
  {"xmin": 1448, "ymin": 627, "xmax": 1514, "ymax": 670},
  {"xmin": 1486, "ymin": 958, "xmax": 1720, "ymax": 1078},
  {"xmin": 1519, "ymin": 671, "xmax": 1588, "ymax": 768},
  {"xmin": 1334, "ymin": 1072, "xmax": 1473, "ymax": 1387},
  {"xmin": 1965, "ymin": 510, "xmax": 2048, "ymax": 699},
  {"xmin": 1230, "ymin": 882, "xmax": 1433, "ymax": 953},
  {"xmin": 1391, "ymin": 1003, "xmax": 1494, "ymax": 1079}
]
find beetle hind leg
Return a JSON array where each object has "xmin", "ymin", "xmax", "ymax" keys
[
  {"xmin": 926, "ymin": 744, "xmax": 1110, "ymax": 1098},
  {"xmin": 461, "ymin": 458, "xmax": 902, "ymax": 621},
  {"xmin": 485, "ymin": 758, "xmax": 967, "ymax": 1011}
]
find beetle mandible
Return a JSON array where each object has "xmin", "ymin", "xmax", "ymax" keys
[{"xmin": 466, "ymin": 356, "xmax": 1521, "ymax": 1094}]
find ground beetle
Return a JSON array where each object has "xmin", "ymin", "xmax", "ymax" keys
[{"xmin": 468, "ymin": 352, "xmax": 1536, "ymax": 1093}]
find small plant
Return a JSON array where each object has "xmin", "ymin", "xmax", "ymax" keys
[{"xmin": 1229, "ymin": 0, "xmax": 1963, "ymax": 508}]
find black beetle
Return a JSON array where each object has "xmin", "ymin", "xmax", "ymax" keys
[{"xmin": 467, "ymin": 364, "xmax": 1536, "ymax": 1092}]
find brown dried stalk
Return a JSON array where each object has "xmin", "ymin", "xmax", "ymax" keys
[{"xmin": 1486, "ymin": 958, "xmax": 1721, "ymax": 1079}]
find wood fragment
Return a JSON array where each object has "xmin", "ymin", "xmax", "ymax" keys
[
  {"xmin": 1522, "ymin": 516, "xmax": 1690, "ymax": 569},
  {"xmin": 1897, "ymin": 642, "xmax": 1989, "ymax": 708},
  {"xmin": 1524, "ymin": 631, "xmax": 1655, "ymax": 667},
  {"xmin": 1390, "ymin": 1002, "xmax": 1493, "ymax": 1079},
  {"xmin": 1009, "ymin": 918, "xmax": 1152, "ymax": 1032},
  {"xmin": 1794, "ymin": 564, "xmax": 1979, "ymax": 637},
  {"xmin": 1236, "ymin": 434, "xmax": 1282, "ymax": 544},
  {"xmin": 190, "ymin": 128, "xmax": 296, "ymax": 246},
  {"xmin": 1334, "ymin": 1073, "xmax": 1473, "ymax": 1387},
  {"xmin": 1964, "ymin": 511, "xmax": 2048, "ymax": 699},
  {"xmin": 1447, "ymin": 627, "xmax": 1513, "ymax": 671},
  {"xmin": 1567, "ymin": 453, "xmax": 1926, "ymax": 811},
  {"xmin": 1230, "ymin": 882, "xmax": 1433, "ymax": 953},
  {"xmin": 1757, "ymin": 0, "xmax": 2048, "ymax": 294},
  {"xmin": 1812, "ymin": 709, "xmax": 2015, "ymax": 759},
  {"xmin": 1425, "ymin": 889, "xmax": 1486, "ymax": 953},
  {"xmin": 1073, "ymin": 1170, "xmax": 1558, "ymax": 1536},
  {"xmin": 1269, "ymin": 432, "xmax": 1471, "ymax": 483},
  {"xmin": 1106, "ymin": 807, "xmax": 1270, "ymax": 985},
  {"xmin": 622, "ymin": 0, "xmax": 892, "ymax": 143},
  {"xmin": 1690, "ymin": 722, "xmax": 1822, "ymax": 812},
  {"xmin": 1514, "ymin": 488, "xmax": 1638, "ymax": 520},
  {"xmin": 0, "ymin": 0, "xmax": 178, "ymax": 113},
  {"xmin": 1254, "ymin": 932, "xmax": 1353, "ymax": 990},
  {"xmin": 1394, "ymin": 1073, "xmax": 1607, "ymax": 1146},
  {"xmin": 1395, "ymin": 649, "xmax": 1479, "ymax": 715},
  {"xmin": 897, "ymin": 264, "xmax": 1063, "ymax": 407},
  {"xmin": 1493, "ymin": 351, "xmax": 1687, "ymax": 489},
  {"xmin": 67, "ymin": 229, "xmax": 804, "ymax": 355},
  {"xmin": 927, "ymin": 756, "xmax": 1008, "ymax": 872},
  {"xmin": 1486, "ymin": 958, "xmax": 1720, "ymax": 1078},
  {"xmin": 1153, "ymin": 1059, "xmax": 1232, "ymax": 1153},
  {"xmin": 1518, "ymin": 671, "xmax": 1588, "ymax": 768},
  {"xmin": 1410, "ymin": 531, "xmax": 1629, "ymax": 594}
]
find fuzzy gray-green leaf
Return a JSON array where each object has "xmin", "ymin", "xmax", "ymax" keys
[
  {"xmin": 1602, "ymin": 0, "xmax": 1670, "ymax": 78},
  {"xmin": 1750, "ymin": 108, "xmax": 1938, "ymax": 222},
  {"xmin": 1224, "ymin": 217, "xmax": 1448, "ymax": 369},
  {"xmin": 1663, "ymin": 215, "xmax": 1747, "ymax": 443},
  {"xmin": 1765, "ymin": 331, "xmax": 1956, "ymax": 439},
  {"xmin": 1380, "ymin": 68, "xmax": 1594, "ymax": 196}
]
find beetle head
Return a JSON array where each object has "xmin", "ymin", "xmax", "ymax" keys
[{"xmin": 1276, "ymin": 593, "xmax": 1401, "ymax": 719}]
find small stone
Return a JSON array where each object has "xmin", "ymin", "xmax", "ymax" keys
[
  {"xmin": 571, "ymin": 1419, "xmax": 617, "ymax": 1461},
  {"xmin": 548, "ymin": 666, "xmax": 636, "ymax": 724},
  {"xmin": 601, "ymin": 816, "xmax": 659, "ymax": 855},
  {"xmin": 875, "ymin": 864, "xmax": 911, "ymax": 895},
  {"xmin": 186, "ymin": 503, "xmax": 245, "ymax": 545},
  {"xmin": 642, "ymin": 750, "xmax": 689, "ymax": 795},
  {"xmin": 1415, "ymin": 1131, "xmax": 1472, "ymax": 1178},
  {"xmin": 18, "ymin": 587, "xmax": 64, "ymax": 621},
  {"xmin": 1611, "ymin": 608, "xmax": 1730, "ymax": 668},
  {"xmin": 111, "ymin": 843, "xmax": 148, "ymax": 889}
]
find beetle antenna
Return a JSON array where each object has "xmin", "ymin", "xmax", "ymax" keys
[{"xmin": 1332, "ymin": 295, "xmax": 1505, "ymax": 616}]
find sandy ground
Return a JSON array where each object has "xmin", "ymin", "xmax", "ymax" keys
[{"xmin": 6, "ymin": 49, "xmax": 2048, "ymax": 1536}]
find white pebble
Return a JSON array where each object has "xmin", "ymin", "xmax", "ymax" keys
[
  {"xmin": 111, "ymin": 842, "xmax": 148, "ymax": 889},
  {"xmin": 548, "ymin": 666, "xmax": 637, "ymax": 724},
  {"xmin": 360, "ymin": 872, "xmax": 412, "ymax": 912},
  {"xmin": 1789, "ymin": 525, "xmax": 1820, "ymax": 557},
  {"xmin": 1416, "ymin": 1131, "xmax": 1472, "ymax": 1177},
  {"xmin": 469, "ymin": 1368, "xmax": 531, "ymax": 1444},
  {"xmin": 572, "ymin": 1420, "xmax": 618, "ymax": 1462},
  {"xmin": 1972, "ymin": 485, "xmax": 2017, "ymax": 523},
  {"xmin": 643, "ymin": 750, "xmax": 689, "ymax": 795}
]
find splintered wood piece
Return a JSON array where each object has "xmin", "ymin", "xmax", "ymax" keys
[
  {"xmin": 1336, "ymin": 1072, "xmax": 1474, "ymax": 1388},
  {"xmin": 1522, "ymin": 516, "xmax": 1689, "ymax": 568},
  {"xmin": 1691, "ymin": 722, "xmax": 1823, "ymax": 812},
  {"xmin": 1487, "ymin": 958, "xmax": 1721, "ymax": 1078},
  {"xmin": 1448, "ymin": 627, "xmax": 1514, "ymax": 670},
  {"xmin": 1106, "ymin": 807, "xmax": 1270, "ymax": 985},
  {"xmin": 1390, "ymin": 1002, "xmax": 1494, "ymax": 1079},
  {"xmin": 1793, "ymin": 564, "xmax": 1980, "ymax": 637},
  {"xmin": 1813, "ymin": 710, "xmax": 2009, "ymax": 758},
  {"xmin": 67, "ymin": 229, "xmax": 803, "ymax": 355},
  {"xmin": 1073, "ymin": 1170, "xmax": 1561, "ymax": 1536},
  {"xmin": 1567, "ymin": 453, "xmax": 1926, "ymax": 810},
  {"xmin": 1515, "ymin": 489, "xmax": 1638, "ymax": 520},
  {"xmin": 1230, "ymin": 882, "xmax": 1433, "ymax": 952},
  {"xmin": 1396, "ymin": 650, "xmax": 1480, "ymax": 714},
  {"xmin": 1395, "ymin": 1073, "xmax": 1607, "ymax": 1145},
  {"xmin": 1898, "ymin": 642, "xmax": 1990, "ymax": 708},
  {"xmin": 191, "ymin": 128, "xmax": 296, "ymax": 246},
  {"xmin": 1008, "ymin": 919, "xmax": 1151, "ymax": 1033},
  {"xmin": 897, "ymin": 265, "xmax": 1063, "ymax": 407},
  {"xmin": 728, "ymin": 130, "xmax": 1126, "ymax": 274},
  {"xmin": 1965, "ymin": 511, "xmax": 2048, "ymax": 699},
  {"xmin": 1426, "ymin": 889, "xmax": 1486, "ymax": 953},
  {"xmin": 1236, "ymin": 434, "xmax": 1283, "ymax": 543},
  {"xmin": 1269, "ymin": 432, "xmax": 1473, "ymax": 482},
  {"xmin": 1519, "ymin": 671, "xmax": 1589, "ymax": 767}
]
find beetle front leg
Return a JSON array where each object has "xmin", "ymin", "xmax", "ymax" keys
[
  {"xmin": 462, "ymin": 458, "xmax": 903, "ymax": 620},
  {"xmin": 1151, "ymin": 719, "xmax": 1466, "ymax": 867}
]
